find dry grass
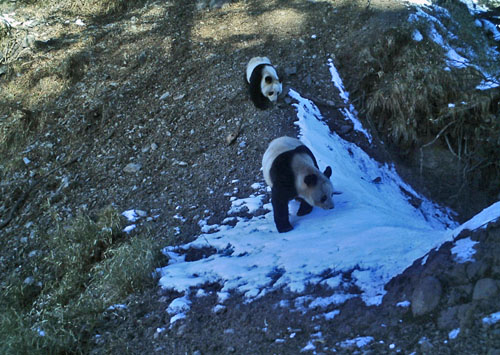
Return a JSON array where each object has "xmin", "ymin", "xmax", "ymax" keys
[
  {"xmin": 0, "ymin": 207, "xmax": 166, "ymax": 354},
  {"xmin": 348, "ymin": 13, "xmax": 500, "ymax": 188}
]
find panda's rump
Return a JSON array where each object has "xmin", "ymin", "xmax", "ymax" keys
[{"xmin": 262, "ymin": 137, "xmax": 303, "ymax": 186}]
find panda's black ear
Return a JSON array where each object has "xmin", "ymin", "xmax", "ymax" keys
[
  {"xmin": 323, "ymin": 166, "xmax": 332, "ymax": 178},
  {"xmin": 304, "ymin": 174, "xmax": 317, "ymax": 187},
  {"xmin": 265, "ymin": 76, "xmax": 272, "ymax": 84}
]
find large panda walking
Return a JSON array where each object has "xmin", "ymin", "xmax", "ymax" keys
[{"xmin": 262, "ymin": 136, "xmax": 337, "ymax": 233}]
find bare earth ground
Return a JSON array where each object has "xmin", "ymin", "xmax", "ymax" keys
[{"xmin": 1, "ymin": 0, "xmax": 500, "ymax": 353}]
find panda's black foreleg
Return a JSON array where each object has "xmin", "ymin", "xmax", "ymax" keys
[
  {"xmin": 272, "ymin": 188, "xmax": 293, "ymax": 233},
  {"xmin": 297, "ymin": 199, "xmax": 313, "ymax": 216}
]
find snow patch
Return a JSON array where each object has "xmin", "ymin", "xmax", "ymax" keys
[
  {"xmin": 397, "ymin": 300, "xmax": 411, "ymax": 308},
  {"xmin": 451, "ymin": 201, "xmax": 500, "ymax": 237},
  {"xmin": 339, "ymin": 336, "xmax": 374, "ymax": 348},
  {"xmin": 123, "ymin": 224, "xmax": 136, "ymax": 233},
  {"xmin": 122, "ymin": 209, "xmax": 146, "ymax": 222},
  {"xmin": 327, "ymin": 59, "xmax": 372, "ymax": 142},
  {"xmin": 483, "ymin": 311, "xmax": 500, "ymax": 325},
  {"xmin": 228, "ymin": 195, "xmax": 265, "ymax": 214},
  {"xmin": 451, "ymin": 237, "xmax": 478, "ymax": 263},
  {"xmin": 323, "ymin": 310, "xmax": 340, "ymax": 320},
  {"xmin": 448, "ymin": 328, "xmax": 460, "ymax": 339}
]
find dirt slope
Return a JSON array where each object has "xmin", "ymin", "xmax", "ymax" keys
[{"xmin": 1, "ymin": 0, "xmax": 499, "ymax": 353}]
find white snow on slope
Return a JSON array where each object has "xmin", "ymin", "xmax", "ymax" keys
[
  {"xmin": 154, "ymin": 61, "xmax": 500, "ymax": 325},
  {"xmin": 451, "ymin": 201, "xmax": 500, "ymax": 236},
  {"xmin": 327, "ymin": 59, "xmax": 372, "ymax": 143},
  {"xmin": 451, "ymin": 237, "xmax": 478, "ymax": 263}
]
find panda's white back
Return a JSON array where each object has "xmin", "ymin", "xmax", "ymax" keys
[
  {"xmin": 262, "ymin": 136, "xmax": 303, "ymax": 187},
  {"xmin": 246, "ymin": 56, "xmax": 272, "ymax": 83}
]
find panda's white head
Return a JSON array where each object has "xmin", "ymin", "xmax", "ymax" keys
[
  {"xmin": 299, "ymin": 166, "xmax": 335, "ymax": 210},
  {"xmin": 260, "ymin": 65, "xmax": 282, "ymax": 103}
]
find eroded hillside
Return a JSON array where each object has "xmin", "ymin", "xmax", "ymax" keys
[{"xmin": 1, "ymin": 0, "xmax": 499, "ymax": 353}]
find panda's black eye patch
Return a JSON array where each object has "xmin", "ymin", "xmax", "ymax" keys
[
  {"xmin": 264, "ymin": 76, "xmax": 273, "ymax": 84},
  {"xmin": 304, "ymin": 174, "xmax": 317, "ymax": 187},
  {"xmin": 268, "ymin": 91, "xmax": 274, "ymax": 96},
  {"xmin": 320, "ymin": 195, "xmax": 327, "ymax": 203}
]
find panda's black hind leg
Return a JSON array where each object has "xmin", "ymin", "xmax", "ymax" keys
[{"xmin": 297, "ymin": 199, "xmax": 313, "ymax": 216}]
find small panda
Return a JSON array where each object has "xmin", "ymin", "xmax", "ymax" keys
[
  {"xmin": 262, "ymin": 136, "xmax": 337, "ymax": 233},
  {"xmin": 246, "ymin": 57, "xmax": 282, "ymax": 110}
]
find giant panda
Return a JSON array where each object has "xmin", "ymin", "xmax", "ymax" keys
[
  {"xmin": 246, "ymin": 57, "xmax": 282, "ymax": 110},
  {"xmin": 262, "ymin": 136, "xmax": 337, "ymax": 233}
]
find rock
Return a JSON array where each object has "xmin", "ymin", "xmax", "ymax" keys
[
  {"xmin": 285, "ymin": 66, "xmax": 297, "ymax": 76},
  {"xmin": 411, "ymin": 276, "xmax": 442, "ymax": 316},
  {"xmin": 438, "ymin": 307, "xmax": 459, "ymax": 330},
  {"xmin": 339, "ymin": 125, "xmax": 353, "ymax": 134},
  {"xmin": 467, "ymin": 260, "xmax": 488, "ymax": 281},
  {"xmin": 444, "ymin": 263, "xmax": 468, "ymax": 285},
  {"xmin": 472, "ymin": 278, "xmax": 498, "ymax": 300},
  {"xmin": 456, "ymin": 303, "xmax": 472, "ymax": 321},
  {"xmin": 123, "ymin": 163, "xmax": 142, "ymax": 173},
  {"xmin": 226, "ymin": 131, "xmax": 239, "ymax": 145},
  {"xmin": 447, "ymin": 284, "xmax": 473, "ymax": 305},
  {"xmin": 457, "ymin": 303, "xmax": 474, "ymax": 328},
  {"xmin": 22, "ymin": 34, "xmax": 35, "ymax": 48}
]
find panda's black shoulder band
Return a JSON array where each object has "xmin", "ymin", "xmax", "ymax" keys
[{"xmin": 293, "ymin": 145, "xmax": 319, "ymax": 169}]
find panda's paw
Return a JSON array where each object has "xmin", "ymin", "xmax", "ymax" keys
[
  {"xmin": 277, "ymin": 223, "xmax": 293, "ymax": 233},
  {"xmin": 297, "ymin": 202, "xmax": 313, "ymax": 216}
]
